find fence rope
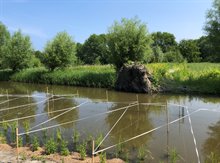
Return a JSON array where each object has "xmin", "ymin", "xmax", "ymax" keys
[
  {"xmin": 18, "ymin": 103, "xmax": 138, "ymax": 136},
  {"xmin": 0, "ymin": 94, "xmax": 46, "ymax": 98},
  {"xmin": 0, "ymin": 97, "xmax": 52, "ymax": 112},
  {"xmin": 93, "ymin": 109, "xmax": 201, "ymax": 154},
  {"xmin": 186, "ymin": 106, "xmax": 201, "ymax": 163},
  {"xmin": 94, "ymin": 107, "xmax": 128, "ymax": 152},
  {"xmin": 0, "ymin": 97, "xmax": 21, "ymax": 105},
  {"xmin": 0, "ymin": 97, "xmax": 74, "ymax": 123},
  {"xmin": 29, "ymin": 100, "xmax": 89, "ymax": 130}
]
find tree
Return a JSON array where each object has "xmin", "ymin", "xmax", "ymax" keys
[
  {"xmin": 179, "ymin": 39, "xmax": 201, "ymax": 62},
  {"xmin": 205, "ymin": 0, "xmax": 220, "ymax": 61},
  {"xmin": 2, "ymin": 30, "xmax": 33, "ymax": 71},
  {"xmin": 43, "ymin": 32, "xmax": 76, "ymax": 70},
  {"xmin": 197, "ymin": 36, "xmax": 213, "ymax": 62},
  {"xmin": 0, "ymin": 22, "xmax": 10, "ymax": 68},
  {"xmin": 107, "ymin": 17, "xmax": 152, "ymax": 70},
  {"xmin": 76, "ymin": 34, "xmax": 110, "ymax": 65},
  {"xmin": 151, "ymin": 32, "xmax": 177, "ymax": 53}
]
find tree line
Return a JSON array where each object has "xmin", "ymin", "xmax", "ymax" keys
[{"xmin": 0, "ymin": 0, "xmax": 219, "ymax": 71}]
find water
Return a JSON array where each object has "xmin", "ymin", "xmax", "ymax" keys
[{"xmin": 0, "ymin": 81, "xmax": 220, "ymax": 162}]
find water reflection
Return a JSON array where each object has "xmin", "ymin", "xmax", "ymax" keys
[{"xmin": 203, "ymin": 120, "xmax": 220, "ymax": 159}]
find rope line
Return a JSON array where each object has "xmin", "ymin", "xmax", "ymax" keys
[
  {"xmin": 0, "ymin": 97, "xmax": 51, "ymax": 112},
  {"xmin": 186, "ymin": 107, "xmax": 201, "ymax": 163},
  {"xmin": 29, "ymin": 100, "xmax": 89, "ymax": 130},
  {"xmin": 94, "ymin": 107, "xmax": 128, "ymax": 152},
  {"xmin": 18, "ymin": 103, "xmax": 138, "ymax": 136},
  {"xmin": 0, "ymin": 94, "xmax": 46, "ymax": 98},
  {"xmin": 93, "ymin": 109, "xmax": 201, "ymax": 155},
  {"xmin": 0, "ymin": 97, "xmax": 21, "ymax": 105}
]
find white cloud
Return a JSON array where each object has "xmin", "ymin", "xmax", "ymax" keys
[{"xmin": 8, "ymin": 26, "xmax": 48, "ymax": 39}]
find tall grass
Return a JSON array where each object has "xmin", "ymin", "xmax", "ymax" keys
[{"xmin": 2, "ymin": 63, "xmax": 220, "ymax": 94}]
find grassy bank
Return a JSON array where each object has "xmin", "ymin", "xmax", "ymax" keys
[{"xmin": 0, "ymin": 63, "xmax": 220, "ymax": 94}]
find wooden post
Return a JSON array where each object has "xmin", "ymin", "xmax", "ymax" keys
[
  {"xmin": 16, "ymin": 127, "xmax": 19, "ymax": 162},
  {"xmin": 92, "ymin": 140, "xmax": 95, "ymax": 163},
  {"xmin": 106, "ymin": 90, "xmax": 108, "ymax": 102},
  {"xmin": 46, "ymin": 87, "xmax": 49, "ymax": 97},
  {"xmin": 6, "ymin": 89, "xmax": 9, "ymax": 100}
]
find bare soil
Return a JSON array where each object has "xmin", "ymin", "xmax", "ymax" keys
[{"xmin": 0, "ymin": 144, "xmax": 124, "ymax": 163}]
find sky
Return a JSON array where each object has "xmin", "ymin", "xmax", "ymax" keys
[{"xmin": 0, "ymin": 0, "xmax": 212, "ymax": 50}]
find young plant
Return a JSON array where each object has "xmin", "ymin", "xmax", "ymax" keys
[
  {"xmin": 169, "ymin": 148, "xmax": 180, "ymax": 163},
  {"xmin": 32, "ymin": 136, "xmax": 39, "ymax": 151},
  {"xmin": 56, "ymin": 128, "xmax": 62, "ymax": 143},
  {"xmin": 42, "ymin": 129, "xmax": 48, "ymax": 143},
  {"xmin": 10, "ymin": 121, "xmax": 17, "ymax": 143},
  {"xmin": 95, "ymin": 133, "xmax": 103, "ymax": 148},
  {"xmin": 22, "ymin": 120, "xmax": 30, "ymax": 135},
  {"xmin": 18, "ymin": 136, "xmax": 23, "ymax": 147},
  {"xmin": 2, "ymin": 120, "xmax": 10, "ymax": 137},
  {"xmin": 60, "ymin": 139, "xmax": 70, "ymax": 156},
  {"xmin": 205, "ymin": 152, "xmax": 219, "ymax": 163},
  {"xmin": 78, "ymin": 141, "xmax": 87, "ymax": 160},
  {"xmin": 72, "ymin": 129, "xmax": 80, "ymax": 150},
  {"xmin": 45, "ymin": 138, "xmax": 58, "ymax": 155},
  {"xmin": 99, "ymin": 152, "xmax": 107, "ymax": 163}
]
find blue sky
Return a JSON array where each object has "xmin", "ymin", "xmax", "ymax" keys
[{"xmin": 0, "ymin": 0, "xmax": 212, "ymax": 50}]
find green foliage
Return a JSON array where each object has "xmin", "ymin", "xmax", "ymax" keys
[
  {"xmin": 107, "ymin": 17, "xmax": 152, "ymax": 70},
  {"xmin": 10, "ymin": 121, "xmax": 17, "ymax": 143},
  {"xmin": 95, "ymin": 133, "xmax": 103, "ymax": 148},
  {"xmin": 45, "ymin": 138, "xmax": 58, "ymax": 155},
  {"xmin": 151, "ymin": 32, "xmax": 177, "ymax": 53},
  {"xmin": 99, "ymin": 152, "xmax": 107, "ymax": 163},
  {"xmin": 197, "ymin": 36, "xmax": 213, "ymax": 62},
  {"xmin": 151, "ymin": 45, "xmax": 164, "ymax": 63},
  {"xmin": 22, "ymin": 120, "xmax": 30, "ymax": 135},
  {"xmin": 205, "ymin": 152, "xmax": 220, "ymax": 163},
  {"xmin": 169, "ymin": 148, "xmax": 180, "ymax": 163},
  {"xmin": 60, "ymin": 140, "xmax": 70, "ymax": 156},
  {"xmin": 179, "ymin": 39, "xmax": 201, "ymax": 62},
  {"xmin": 43, "ymin": 31, "xmax": 76, "ymax": 71},
  {"xmin": 18, "ymin": 136, "xmax": 23, "ymax": 147},
  {"xmin": 163, "ymin": 50, "xmax": 184, "ymax": 63},
  {"xmin": 2, "ymin": 30, "xmax": 33, "ymax": 71},
  {"xmin": 32, "ymin": 136, "xmax": 39, "ymax": 151},
  {"xmin": 205, "ymin": 0, "xmax": 220, "ymax": 61},
  {"xmin": 56, "ymin": 128, "xmax": 62, "ymax": 143},
  {"xmin": 78, "ymin": 141, "xmax": 87, "ymax": 160},
  {"xmin": 0, "ymin": 22, "xmax": 10, "ymax": 68},
  {"xmin": 76, "ymin": 34, "xmax": 110, "ymax": 65},
  {"xmin": 73, "ymin": 129, "xmax": 80, "ymax": 144}
]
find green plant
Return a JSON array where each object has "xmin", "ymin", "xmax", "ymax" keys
[
  {"xmin": 99, "ymin": 152, "xmax": 107, "ymax": 163},
  {"xmin": 73, "ymin": 129, "xmax": 80, "ymax": 150},
  {"xmin": 95, "ymin": 133, "xmax": 103, "ymax": 148},
  {"xmin": 205, "ymin": 152, "xmax": 220, "ymax": 163},
  {"xmin": 45, "ymin": 138, "xmax": 58, "ymax": 155},
  {"xmin": 42, "ymin": 129, "xmax": 48, "ymax": 143},
  {"xmin": 2, "ymin": 120, "xmax": 9, "ymax": 136},
  {"xmin": 20, "ymin": 152, "xmax": 27, "ymax": 161},
  {"xmin": 78, "ymin": 141, "xmax": 87, "ymax": 160},
  {"xmin": 60, "ymin": 140, "xmax": 70, "ymax": 156},
  {"xmin": 137, "ymin": 146, "xmax": 145, "ymax": 161},
  {"xmin": 10, "ymin": 121, "xmax": 17, "ymax": 143},
  {"xmin": 169, "ymin": 148, "xmax": 180, "ymax": 163},
  {"xmin": 18, "ymin": 136, "xmax": 23, "ymax": 147},
  {"xmin": 32, "ymin": 136, "xmax": 39, "ymax": 151},
  {"xmin": 22, "ymin": 120, "xmax": 30, "ymax": 135},
  {"xmin": 56, "ymin": 128, "xmax": 62, "ymax": 143}
]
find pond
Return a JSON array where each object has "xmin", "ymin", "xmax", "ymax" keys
[{"xmin": 0, "ymin": 81, "xmax": 220, "ymax": 162}]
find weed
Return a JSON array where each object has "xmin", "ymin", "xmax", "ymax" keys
[
  {"xmin": 10, "ymin": 121, "xmax": 17, "ymax": 143},
  {"xmin": 169, "ymin": 148, "xmax": 180, "ymax": 163},
  {"xmin": 22, "ymin": 120, "xmax": 30, "ymax": 135},
  {"xmin": 18, "ymin": 136, "xmax": 23, "ymax": 147},
  {"xmin": 20, "ymin": 152, "xmax": 27, "ymax": 161},
  {"xmin": 205, "ymin": 152, "xmax": 220, "ymax": 163}
]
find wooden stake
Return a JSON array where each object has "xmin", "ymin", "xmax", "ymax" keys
[
  {"xmin": 46, "ymin": 87, "xmax": 49, "ymax": 97},
  {"xmin": 16, "ymin": 127, "xmax": 19, "ymax": 162},
  {"xmin": 106, "ymin": 90, "xmax": 108, "ymax": 102},
  {"xmin": 6, "ymin": 89, "xmax": 9, "ymax": 100},
  {"xmin": 92, "ymin": 140, "xmax": 95, "ymax": 163}
]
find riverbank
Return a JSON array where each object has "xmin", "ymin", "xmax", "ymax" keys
[
  {"xmin": 0, "ymin": 144, "xmax": 124, "ymax": 163},
  {"xmin": 0, "ymin": 63, "xmax": 220, "ymax": 94}
]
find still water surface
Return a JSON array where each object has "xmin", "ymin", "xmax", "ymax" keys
[{"xmin": 0, "ymin": 81, "xmax": 220, "ymax": 162}]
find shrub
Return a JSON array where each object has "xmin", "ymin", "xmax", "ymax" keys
[
  {"xmin": 60, "ymin": 140, "xmax": 70, "ymax": 156},
  {"xmin": 32, "ymin": 136, "xmax": 39, "ymax": 151}
]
